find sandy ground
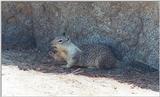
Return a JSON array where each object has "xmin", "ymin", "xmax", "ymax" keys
[{"xmin": 2, "ymin": 49, "xmax": 159, "ymax": 96}]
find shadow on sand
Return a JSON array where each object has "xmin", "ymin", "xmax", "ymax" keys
[{"xmin": 2, "ymin": 49, "xmax": 159, "ymax": 92}]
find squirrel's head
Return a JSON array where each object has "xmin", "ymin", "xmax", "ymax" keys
[
  {"xmin": 52, "ymin": 36, "xmax": 70, "ymax": 45},
  {"xmin": 51, "ymin": 34, "xmax": 71, "ymax": 48},
  {"xmin": 49, "ymin": 33, "xmax": 71, "ymax": 63}
]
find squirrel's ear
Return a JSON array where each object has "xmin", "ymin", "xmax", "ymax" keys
[
  {"xmin": 62, "ymin": 32, "xmax": 70, "ymax": 40},
  {"xmin": 62, "ymin": 32, "xmax": 66, "ymax": 36},
  {"xmin": 67, "ymin": 35, "xmax": 70, "ymax": 40}
]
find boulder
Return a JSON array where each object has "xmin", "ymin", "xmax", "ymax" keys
[{"xmin": 2, "ymin": 1, "xmax": 159, "ymax": 69}]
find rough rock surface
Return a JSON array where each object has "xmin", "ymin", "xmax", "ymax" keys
[
  {"xmin": 2, "ymin": 1, "xmax": 159, "ymax": 69},
  {"xmin": 2, "ymin": 2, "xmax": 36, "ymax": 49}
]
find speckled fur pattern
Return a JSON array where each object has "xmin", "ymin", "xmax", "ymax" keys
[
  {"xmin": 78, "ymin": 44, "xmax": 118, "ymax": 69},
  {"xmin": 50, "ymin": 36, "xmax": 118, "ymax": 69}
]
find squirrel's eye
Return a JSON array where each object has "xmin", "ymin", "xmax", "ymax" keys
[{"xmin": 58, "ymin": 40, "xmax": 62, "ymax": 43}]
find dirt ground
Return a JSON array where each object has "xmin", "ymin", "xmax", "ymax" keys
[{"xmin": 2, "ymin": 49, "xmax": 159, "ymax": 96}]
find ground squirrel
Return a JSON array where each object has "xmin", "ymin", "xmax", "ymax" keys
[{"xmin": 50, "ymin": 35, "xmax": 118, "ymax": 69}]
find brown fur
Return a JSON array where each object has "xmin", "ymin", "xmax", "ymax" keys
[{"xmin": 50, "ymin": 36, "xmax": 119, "ymax": 69}]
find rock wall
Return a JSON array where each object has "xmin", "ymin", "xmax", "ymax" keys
[
  {"xmin": 2, "ymin": 2, "xmax": 36, "ymax": 49},
  {"xmin": 2, "ymin": 1, "xmax": 159, "ymax": 69}
]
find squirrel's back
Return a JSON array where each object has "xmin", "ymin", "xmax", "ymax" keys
[{"xmin": 78, "ymin": 44, "xmax": 118, "ymax": 69}]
